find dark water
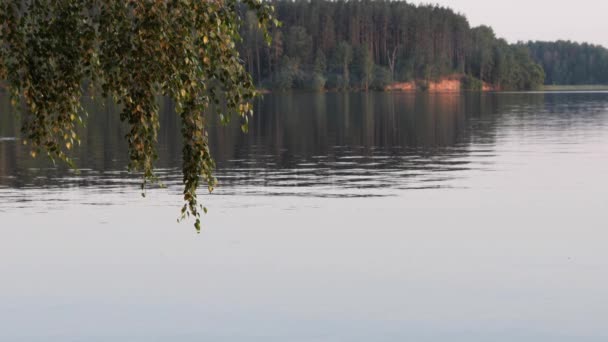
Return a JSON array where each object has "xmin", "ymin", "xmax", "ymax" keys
[{"xmin": 1, "ymin": 91, "xmax": 607, "ymax": 341}]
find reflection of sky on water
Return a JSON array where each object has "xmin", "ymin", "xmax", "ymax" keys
[{"xmin": 1, "ymin": 92, "xmax": 608, "ymax": 341}]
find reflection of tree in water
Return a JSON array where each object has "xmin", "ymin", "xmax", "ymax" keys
[
  {"xmin": 1, "ymin": 92, "xmax": 607, "ymax": 195},
  {"xmin": 0, "ymin": 91, "xmax": 22, "ymax": 181},
  {"xmin": 212, "ymin": 92, "xmax": 483, "ymax": 162}
]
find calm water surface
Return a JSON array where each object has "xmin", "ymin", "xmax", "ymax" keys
[{"xmin": 1, "ymin": 91, "xmax": 607, "ymax": 341}]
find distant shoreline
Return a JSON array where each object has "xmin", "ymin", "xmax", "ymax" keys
[
  {"xmin": 257, "ymin": 84, "xmax": 608, "ymax": 94},
  {"xmin": 541, "ymin": 85, "xmax": 608, "ymax": 91}
]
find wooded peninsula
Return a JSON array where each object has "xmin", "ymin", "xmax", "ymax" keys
[{"xmin": 238, "ymin": 0, "xmax": 608, "ymax": 91}]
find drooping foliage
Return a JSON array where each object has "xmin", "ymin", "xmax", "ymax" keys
[
  {"xmin": 238, "ymin": 0, "xmax": 544, "ymax": 91},
  {"xmin": 0, "ymin": 0, "xmax": 276, "ymax": 231},
  {"xmin": 525, "ymin": 40, "xmax": 608, "ymax": 85}
]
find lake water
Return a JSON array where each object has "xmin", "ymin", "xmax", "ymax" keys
[{"xmin": 1, "ymin": 91, "xmax": 607, "ymax": 341}]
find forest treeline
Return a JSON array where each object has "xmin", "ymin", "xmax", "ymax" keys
[
  {"xmin": 524, "ymin": 41, "xmax": 608, "ymax": 85},
  {"xmin": 238, "ymin": 0, "xmax": 545, "ymax": 91}
]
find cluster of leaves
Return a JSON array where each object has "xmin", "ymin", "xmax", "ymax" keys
[{"xmin": 0, "ymin": 0, "xmax": 277, "ymax": 232}]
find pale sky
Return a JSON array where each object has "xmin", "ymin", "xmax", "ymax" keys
[{"xmin": 410, "ymin": 0, "xmax": 608, "ymax": 48}]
